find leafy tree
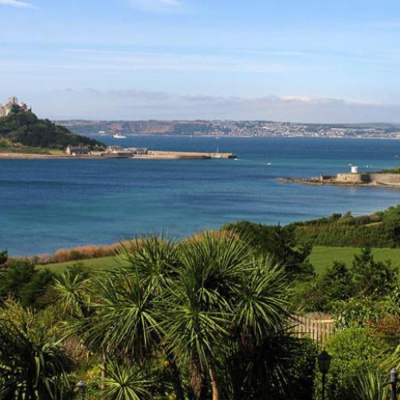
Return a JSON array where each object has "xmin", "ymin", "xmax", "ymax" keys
[
  {"xmin": 0, "ymin": 249, "xmax": 7, "ymax": 266},
  {"xmin": 323, "ymin": 261, "xmax": 355, "ymax": 303},
  {"xmin": 0, "ymin": 111, "xmax": 105, "ymax": 150},
  {"xmin": 292, "ymin": 261, "xmax": 355, "ymax": 313},
  {"xmin": 0, "ymin": 260, "xmax": 55, "ymax": 308},
  {"xmin": 224, "ymin": 221, "xmax": 314, "ymax": 279},
  {"xmin": 352, "ymin": 247, "xmax": 397, "ymax": 298},
  {"xmin": 383, "ymin": 207, "xmax": 400, "ymax": 247}
]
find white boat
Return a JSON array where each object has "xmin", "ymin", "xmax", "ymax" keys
[
  {"xmin": 214, "ymin": 147, "xmax": 222, "ymax": 158},
  {"xmin": 113, "ymin": 133, "xmax": 126, "ymax": 139}
]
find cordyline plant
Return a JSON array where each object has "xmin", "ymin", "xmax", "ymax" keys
[
  {"xmin": 0, "ymin": 299, "xmax": 72, "ymax": 400},
  {"xmin": 54, "ymin": 233, "xmax": 297, "ymax": 400}
]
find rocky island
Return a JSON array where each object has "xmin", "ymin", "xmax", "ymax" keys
[
  {"xmin": 0, "ymin": 97, "xmax": 236, "ymax": 160},
  {"xmin": 0, "ymin": 97, "xmax": 105, "ymax": 155}
]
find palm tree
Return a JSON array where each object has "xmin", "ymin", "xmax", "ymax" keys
[
  {"xmin": 163, "ymin": 232, "xmax": 251, "ymax": 400},
  {"xmin": 232, "ymin": 256, "xmax": 290, "ymax": 343},
  {"xmin": 116, "ymin": 235, "xmax": 180, "ymax": 292},
  {"xmin": 60, "ymin": 241, "xmax": 185, "ymax": 399},
  {"xmin": 116, "ymin": 235, "xmax": 186, "ymax": 399},
  {"xmin": 53, "ymin": 268, "xmax": 92, "ymax": 319},
  {"xmin": 0, "ymin": 299, "xmax": 72, "ymax": 399},
  {"xmin": 91, "ymin": 360, "xmax": 155, "ymax": 400},
  {"xmin": 81, "ymin": 271, "xmax": 162, "ymax": 360},
  {"xmin": 57, "ymin": 233, "xmax": 296, "ymax": 400}
]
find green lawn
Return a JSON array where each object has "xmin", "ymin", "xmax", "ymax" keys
[
  {"xmin": 39, "ymin": 246, "xmax": 400, "ymax": 276},
  {"xmin": 310, "ymin": 246, "xmax": 400, "ymax": 275},
  {"xmin": 39, "ymin": 256, "xmax": 119, "ymax": 273}
]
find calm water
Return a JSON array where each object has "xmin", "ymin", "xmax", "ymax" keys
[{"xmin": 1, "ymin": 136, "xmax": 400, "ymax": 256}]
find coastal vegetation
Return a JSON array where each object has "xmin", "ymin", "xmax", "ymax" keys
[
  {"xmin": 225, "ymin": 205, "xmax": 400, "ymax": 249},
  {"xmin": 291, "ymin": 205, "xmax": 400, "ymax": 248},
  {"xmin": 0, "ymin": 110, "xmax": 104, "ymax": 153},
  {"xmin": 3, "ymin": 206, "xmax": 400, "ymax": 398},
  {"xmin": 0, "ymin": 234, "xmax": 318, "ymax": 399}
]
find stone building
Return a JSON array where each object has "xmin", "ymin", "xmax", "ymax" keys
[
  {"xmin": 65, "ymin": 145, "xmax": 90, "ymax": 156},
  {"xmin": 0, "ymin": 96, "xmax": 30, "ymax": 117}
]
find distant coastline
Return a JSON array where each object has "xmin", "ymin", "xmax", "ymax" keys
[
  {"xmin": 62, "ymin": 119, "xmax": 400, "ymax": 140},
  {"xmin": 89, "ymin": 133, "xmax": 400, "ymax": 140}
]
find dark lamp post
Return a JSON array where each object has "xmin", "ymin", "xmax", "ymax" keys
[
  {"xmin": 318, "ymin": 350, "xmax": 332, "ymax": 400},
  {"xmin": 318, "ymin": 350, "xmax": 332, "ymax": 374},
  {"xmin": 387, "ymin": 368, "xmax": 399, "ymax": 400},
  {"xmin": 76, "ymin": 380, "xmax": 87, "ymax": 400}
]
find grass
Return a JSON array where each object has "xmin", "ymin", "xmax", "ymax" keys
[
  {"xmin": 38, "ymin": 246, "xmax": 400, "ymax": 276},
  {"xmin": 310, "ymin": 246, "xmax": 400, "ymax": 275},
  {"xmin": 39, "ymin": 256, "xmax": 119, "ymax": 273},
  {"xmin": 0, "ymin": 139, "xmax": 64, "ymax": 155}
]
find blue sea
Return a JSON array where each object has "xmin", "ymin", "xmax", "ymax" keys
[{"xmin": 1, "ymin": 136, "xmax": 400, "ymax": 256}]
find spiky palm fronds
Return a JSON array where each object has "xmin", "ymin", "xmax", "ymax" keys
[
  {"xmin": 177, "ymin": 232, "xmax": 251, "ymax": 310},
  {"xmin": 162, "ymin": 233, "xmax": 251, "ymax": 398},
  {"xmin": 352, "ymin": 370, "xmax": 390, "ymax": 400},
  {"xmin": 0, "ymin": 299, "xmax": 72, "ymax": 400},
  {"xmin": 233, "ymin": 256, "xmax": 290, "ymax": 344},
  {"xmin": 92, "ymin": 361, "xmax": 154, "ymax": 400},
  {"xmin": 116, "ymin": 235, "xmax": 180, "ymax": 293},
  {"xmin": 80, "ymin": 272, "xmax": 163, "ymax": 358},
  {"xmin": 53, "ymin": 269, "xmax": 92, "ymax": 318}
]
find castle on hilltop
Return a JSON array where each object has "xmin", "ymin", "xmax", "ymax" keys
[{"xmin": 0, "ymin": 96, "xmax": 31, "ymax": 117}]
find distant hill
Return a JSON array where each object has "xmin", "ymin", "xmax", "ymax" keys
[
  {"xmin": 0, "ymin": 111, "xmax": 105, "ymax": 153},
  {"xmin": 60, "ymin": 119, "xmax": 400, "ymax": 139}
]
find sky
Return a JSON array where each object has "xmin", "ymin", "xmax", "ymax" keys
[{"xmin": 1, "ymin": 0, "xmax": 400, "ymax": 122}]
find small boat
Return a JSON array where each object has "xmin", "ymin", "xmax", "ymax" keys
[
  {"xmin": 113, "ymin": 133, "xmax": 126, "ymax": 139},
  {"xmin": 214, "ymin": 147, "xmax": 222, "ymax": 158},
  {"xmin": 266, "ymin": 162, "xmax": 272, "ymax": 166}
]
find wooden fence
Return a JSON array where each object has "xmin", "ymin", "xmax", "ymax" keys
[{"xmin": 292, "ymin": 315, "xmax": 334, "ymax": 347}]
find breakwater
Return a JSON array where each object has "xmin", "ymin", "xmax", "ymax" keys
[
  {"xmin": 279, "ymin": 173, "xmax": 400, "ymax": 188},
  {"xmin": 140, "ymin": 150, "xmax": 236, "ymax": 159},
  {"xmin": 0, "ymin": 150, "xmax": 236, "ymax": 160}
]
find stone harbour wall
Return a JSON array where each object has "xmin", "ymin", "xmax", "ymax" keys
[
  {"xmin": 336, "ymin": 173, "xmax": 372, "ymax": 183},
  {"xmin": 370, "ymin": 173, "xmax": 400, "ymax": 185},
  {"xmin": 336, "ymin": 173, "xmax": 400, "ymax": 185}
]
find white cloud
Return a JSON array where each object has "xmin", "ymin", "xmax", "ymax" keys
[
  {"xmin": 64, "ymin": 48, "xmax": 293, "ymax": 74},
  {"xmin": 127, "ymin": 0, "xmax": 181, "ymax": 13},
  {"xmin": 23, "ymin": 89, "xmax": 400, "ymax": 123},
  {"xmin": 0, "ymin": 0, "xmax": 33, "ymax": 8}
]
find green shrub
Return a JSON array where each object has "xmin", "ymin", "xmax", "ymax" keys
[
  {"xmin": 0, "ymin": 259, "xmax": 55, "ymax": 308},
  {"xmin": 325, "ymin": 328, "xmax": 387, "ymax": 400}
]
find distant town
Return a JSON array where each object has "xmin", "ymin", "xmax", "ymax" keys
[{"xmin": 59, "ymin": 119, "xmax": 400, "ymax": 139}]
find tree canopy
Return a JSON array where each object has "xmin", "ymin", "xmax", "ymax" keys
[{"xmin": 0, "ymin": 111, "xmax": 104, "ymax": 151}]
